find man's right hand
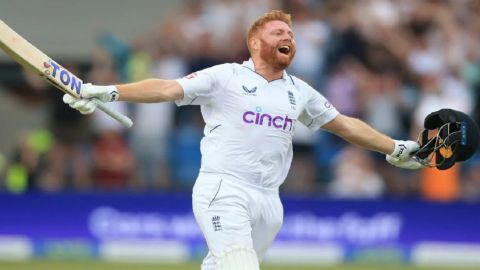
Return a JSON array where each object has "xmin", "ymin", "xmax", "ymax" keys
[{"xmin": 63, "ymin": 83, "xmax": 119, "ymax": 114}]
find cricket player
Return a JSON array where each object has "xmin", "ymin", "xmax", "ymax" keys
[{"xmin": 64, "ymin": 10, "xmax": 423, "ymax": 270}]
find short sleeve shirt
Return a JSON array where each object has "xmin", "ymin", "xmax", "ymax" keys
[{"xmin": 176, "ymin": 59, "xmax": 338, "ymax": 188}]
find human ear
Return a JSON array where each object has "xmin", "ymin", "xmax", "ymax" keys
[{"xmin": 250, "ymin": 37, "xmax": 260, "ymax": 51}]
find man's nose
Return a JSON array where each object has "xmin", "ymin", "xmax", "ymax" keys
[{"xmin": 281, "ymin": 35, "xmax": 291, "ymax": 42}]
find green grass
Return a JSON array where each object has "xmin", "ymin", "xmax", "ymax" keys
[{"xmin": 0, "ymin": 260, "xmax": 462, "ymax": 270}]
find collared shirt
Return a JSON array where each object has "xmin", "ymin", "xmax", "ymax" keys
[{"xmin": 176, "ymin": 58, "xmax": 338, "ymax": 189}]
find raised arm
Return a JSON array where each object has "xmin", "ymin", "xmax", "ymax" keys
[
  {"xmin": 322, "ymin": 114, "xmax": 424, "ymax": 169},
  {"xmin": 63, "ymin": 79, "xmax": 184, "ymax": 114},
  {"xmin": 116, "ymin": 79, "xmax": 184, "ymax": 103},
  {"xmin": 322, "ymin": 114, "xmax": 395, "ymax": 155}
]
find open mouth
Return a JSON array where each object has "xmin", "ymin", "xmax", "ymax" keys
[{"xmin": 278, "ymin": 45, "xmax": 290, "ymax": 55}]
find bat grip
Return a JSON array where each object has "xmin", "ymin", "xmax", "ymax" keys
[{"xmin": 93, "ymin": 99, "xmax": 134, "ymax": 128}]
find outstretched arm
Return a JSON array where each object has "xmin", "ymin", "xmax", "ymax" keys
[
  {"xmin": 63, "ymin": 79, "xmax": 184, "ymax": 114},
  {"xmin": 116, "ymin": 79, "xmax": 184, "ymax": 103},
  {"xmin": 65, "ymin": 64, "xmax": 225, "ymax": 113},
  {"xmin": 322, "ymin": 114, "xmax": 395, "ymax": 155},
  {"xmin": 322, "ymin": 114, "xmax": 423, "ymax": 169}
]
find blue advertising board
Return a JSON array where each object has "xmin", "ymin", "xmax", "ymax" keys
[{"xmin": 0, "ymin": 193, "xmax": 479, "ymax": 263}]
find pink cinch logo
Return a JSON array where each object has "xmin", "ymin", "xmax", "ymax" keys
[{"xmin": 242, "ymin": 107, "xmax": 293, "ymax": 131}]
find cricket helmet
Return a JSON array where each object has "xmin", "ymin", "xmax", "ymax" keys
[{"xmin": 413, "ymin": 108, "xmax": 480, "ymax": 170}]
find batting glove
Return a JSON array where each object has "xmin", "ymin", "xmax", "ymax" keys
[
  {"xmin": 390, "ymin": 140, "xmax": 420, "ymax": 161},
  {"xmin": 386, "ymin": 155, "xmax": 425, "ymax": 170},
  {"xmin": 62, "ymin": 83, "xmax": 119, "ymax": 114},
  {"xmin": 63, "ymin": 95, "xmax": 95, "ymax": 114},
  {"xmin": 79, "ymin": 83, "xmax": 119, "ymax": 102},
  {"xmin": 386, "ymin": 140, "xmax": 424, "ymax": 170}
]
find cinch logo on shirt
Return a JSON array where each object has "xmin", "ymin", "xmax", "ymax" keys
[{"xmin": 242, "ymin": 107, "xmax": 293, "ymax": 131}]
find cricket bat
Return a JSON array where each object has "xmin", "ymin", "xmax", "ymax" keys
[{"xmin": 0, "ymin": 19, "xmax": 133, "ymax": 128}]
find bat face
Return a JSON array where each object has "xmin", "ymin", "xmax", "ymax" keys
[
  {"xmin": 0, "ymin": 19, "xmax": 132, "ymax": 128},
  {"xmin": 42, "ymin": 60, "xmax": 82, "ymax": 95},
  {"xmin": 0, "ymin": 20, "xmax": 82, "ymax": 98}
]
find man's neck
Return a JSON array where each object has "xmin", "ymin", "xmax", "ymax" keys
[{"xmin": 251, "ymin": 57, "xmax": 284, "ymax": 81}]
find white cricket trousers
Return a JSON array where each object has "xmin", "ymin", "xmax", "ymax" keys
[{"xmin": 192, "ymin": 172, "xmax": 283, "ymax": 270}]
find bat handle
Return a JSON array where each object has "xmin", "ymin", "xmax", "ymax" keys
[{"xmin": 93, "ymin": 99, "xmax": 134, "ymax": 128}]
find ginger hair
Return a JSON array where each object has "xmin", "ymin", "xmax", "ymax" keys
[{"xmin": 246, "ymin": 10, "xmax": 292, "ymax": 53}]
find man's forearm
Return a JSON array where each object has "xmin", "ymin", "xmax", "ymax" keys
[
  {"xmin": 323, "ymin": 115, "xmax": 395, "ymax": 155},
  {"xmin": 116, "ymin": 79, "xmax": 184, "ymax": 103},
  {"xmin": 342, "ymin": 117, "xmax": 395, "ymax": 154}
]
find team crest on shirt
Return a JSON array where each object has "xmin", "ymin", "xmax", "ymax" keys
[
  {"xmin": 288, "ymin": 90, "xmax": 296, "ymax": 109},
  {"xmin": 212, "ymin": 215, "xmax": 222, "ymax": 231},
  {"xmin": 242, "ymin": 85, "xmax": 257, "ymax": 96}
]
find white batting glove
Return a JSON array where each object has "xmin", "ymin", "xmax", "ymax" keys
[
  {"xmin": 62, "ymin": 83, "xmax": 119, "ymax": 114},
  {"xmin": 386, "ymin": 155, "xmax": 425, "ymax": 170},
  {"xmin": 79, "ymin": 83, "xmax": 119, "ymax": 102},
  {"xmin": 63, "ymin": 95, "xmax": 96, "ymax": 114},
  {"xmin": 386, "ymin": 140, "xmax": 424, "ymax": 170},
  {"xmin": 390, "ymin": 140, "xmax": 420, "ymax": 161}
]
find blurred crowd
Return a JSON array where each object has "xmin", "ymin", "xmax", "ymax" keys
[{"xmin": 1, "ymin": 0, "xmax": 480, "ymax": 202}]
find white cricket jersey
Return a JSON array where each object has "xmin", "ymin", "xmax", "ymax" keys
[{"xmin": 176, "ymin": 58, "xmax": 338, "ymax": 189}]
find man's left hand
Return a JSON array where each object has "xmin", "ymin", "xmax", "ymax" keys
[
  {"xmin": 386, "ymin": 155, "xmax": 425, "ymax": 170},
  {"xmin": 390, "ymin": 140, "xmax": 420, "ymax": 161}
]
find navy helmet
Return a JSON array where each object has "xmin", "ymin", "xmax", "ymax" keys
[{"xmin": 413, "ymin": 109, "xmax": 480, "ymax": 170}]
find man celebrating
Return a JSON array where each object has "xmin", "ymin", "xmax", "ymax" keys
[{"xmin": 65, "ymin": 10, "xmax": 422, "ymax": 270}]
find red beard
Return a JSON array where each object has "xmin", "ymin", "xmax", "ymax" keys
[{"xmin": 259, "ymin": 39, "xmax": 295, "ymax": 71}]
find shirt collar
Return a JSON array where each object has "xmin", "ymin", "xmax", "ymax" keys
[{"xmin": 242, "ymin": 58, "xmax": 289, "ymax": 81}]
